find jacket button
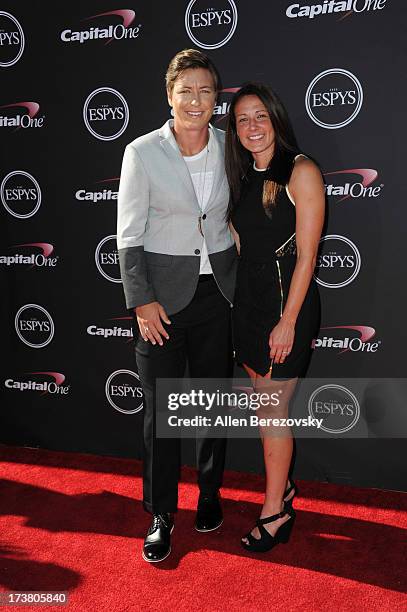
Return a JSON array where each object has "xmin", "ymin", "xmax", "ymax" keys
[
  {"xmin": 194, "ymin": 249, "xmax": 200, "ymax": 255},
  {"xmin": 202, "ymin": 213, "xmax": 207, "ymax": 220}
]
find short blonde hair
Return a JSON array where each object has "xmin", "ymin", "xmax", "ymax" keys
[{"xmin": 165, "ymin": 48, "xmax": 220, "ymax": 94}]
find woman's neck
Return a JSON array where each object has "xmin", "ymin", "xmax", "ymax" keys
[{"xmin": 172, "ymin": 124, "xmax": 209, "ymax": 156}]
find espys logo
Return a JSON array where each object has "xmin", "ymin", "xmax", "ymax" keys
[
  {"xmin": 314, "ymin": 235, "xmax": 361, "ymax": 289},
  {"xmin": 87, "ymin": 316, "xmax": 133, "ymax": 340},
  {"xmin": 60, "ymin": 9, "xmax": 141, "ymax": 45},
  {"xmin": 105, "ymin": 369, "xmax": 143, "ymax": 414},
  {"xmin": 312, "ymin": 325, "xmax": 381, "ymax": 354},
  {"xmin": 15, "ymin": 304, "xmax": 54, "ymax": 348},
  {"xmin": 185, "ymin": 0, "xmax": 238, "ymax": 49},
  {"xmin": 95, "ymin": 235, "xmax": 121, "ymax": 283},
  {"xmin": 0, "ymin": 12, "xmax": 25, "ymax": 67},
  {"xmin": 305, "ymin": 69, "xmax": 363, "ymax": 129},
  {"xmin": 0, "ymin": 243, "xmax": 58, "ymax": 268},
  {"xmin": 4, "ymin": 371, "xmax": 70, "ymax": 395},
  {"xmin": 0, "ymin": 101, "xmax": 45, "ymax": 129},
  {"xmin": 286, "ymin": 0, "xmax": 387, "ymax": 20},
  {"xmin": 324, "ymin": 168, "xmax": 383, "ymax": 202},
  {"xmin": 83, "ymin": 88, "xmax": 129, "ymax": 141},
  {"xmin": 1, "ymin": 171, "xmax": 41, "ymax": 219},
  {"xmin": 308, "ymin": 384, "xmax": 360, "ymax": 434},
  {"xmin": 75, "ymin": 177, "xmax": 119, "ymax": 203}
]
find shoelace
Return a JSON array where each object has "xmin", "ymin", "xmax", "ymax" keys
[{"xmin": 150, "ymin": 514, "xmax": 168, "ymax": 533}]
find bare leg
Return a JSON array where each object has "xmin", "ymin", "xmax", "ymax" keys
[{"xmin": 242, "ymin": 363, "xmax": 297, "ymax": 543}]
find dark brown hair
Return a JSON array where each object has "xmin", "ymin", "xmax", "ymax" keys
[
  {"xmin": 225, "ymin": 82, "xmax": 300, "ymax": 220},
  {"xmin": 165, "ymin": 48, "xmax": 220, "ymax": 94}
]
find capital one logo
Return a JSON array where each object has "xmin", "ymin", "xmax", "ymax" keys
[
  {"xmin": 83, "ymin": 88, "xmax": 129, "ymax": 141},
  {"xmin": 305, "ymin": 69, "xmax": 363, "ymax": 129},
  {"xmin": 0, "ymin": 101, "xmax": 45, "ymax": 129},
  {"xmin": 1, "ymin": 171, "xmax": 41, "ymax": 218},
  {"xmin": 213, "ymin": 87, "xmax": 240, "ymax": 125},
  {"xmin": 314, "ymin": 235, "xmax": 361, "ymax": 289},
  {"xmin": 60, "ymin": 9, "xmax": 141, "ymax": 45},
  {"xmin": 95, "ymin": 235, "xmax": 121, "ymax": 283},
  {"xmin": 75, "ymin": 176, "xmax": 119, "ymax": 203},
  {"xmin": 312, "ymin": 325, "xmax": 381, "ymax": 354},
  {"xmin": 286, "ymin": 0, "xmax": 387, "ymax": 20},
  {"xmin": 15, "ymin": 304, "xmax": 54, "ymax": 348},
  {"xmin": 324, "ymin": 168, "xmax": 383, "ymax": 202},
  {"xmin": 0, "ymin": 243, "xmax": 58, "ymax": 268},
  {"xmin": 185, "ymin": 0, "xmax": 238, "ymax": 49},
  {"xmin": 105, "ymin": 369, "xmax": 143, "ymax": 414},
  {"xmin": 87, "ymin": 316, "xmax": 133, "ymax": 340},
  {"xmin": 308, "ymin": 384, "xmax": 360, "ymax": 434},
  {"xmin": 0, "ymin": 12, "xmax": 25, "ymax": 67},
  {"xmin": 5, "ymin": 371, "xmax": 70, "ymax": 395}
]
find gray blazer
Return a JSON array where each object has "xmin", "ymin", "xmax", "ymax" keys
[{"xmin": 117, "ymin": 120, "xmax": 237, "ymax": 315}]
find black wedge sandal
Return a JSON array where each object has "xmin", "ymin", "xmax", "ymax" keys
[{"xmin": 241, "ymin": 505, "xmax": 296, "ymax": 553}]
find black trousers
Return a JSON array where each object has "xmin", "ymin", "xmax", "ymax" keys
[{"xmin": 135, "ymin": 276, "xmax": 233, "ymax": 514}]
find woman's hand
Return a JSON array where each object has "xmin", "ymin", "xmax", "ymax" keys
[
  {"xmin": 269, "ymin": 318, "xmax": 295, "ymax": 364},
  {"xmin": 135, "ymin": 302, "xmax": 171, "ymax": 346}
]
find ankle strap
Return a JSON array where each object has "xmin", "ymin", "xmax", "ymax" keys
[{"xmin": 257, "ymin": 510, "xmax": 286, "ymax": 526}]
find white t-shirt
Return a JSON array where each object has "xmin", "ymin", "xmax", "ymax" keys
[{"xmin": 169, "ymin": 123, "xmax": 216, "ymax": 274}]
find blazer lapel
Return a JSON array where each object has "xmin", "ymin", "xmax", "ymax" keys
[
  {"xmin": 159, "ymin": 121, "xmax": 200, "ymax": 211},
  {"xmin": 205, "ymin": 125, "xmax": 226, "ymax": 212}
]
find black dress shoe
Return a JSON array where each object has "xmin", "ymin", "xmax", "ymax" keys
[
  {"xmin": 142, "ymin": 513, "xmax": 174, "ymax": 563},
  {"xmin": 195, "ymin": 491, "xmax": 223, "ymax": 532}
]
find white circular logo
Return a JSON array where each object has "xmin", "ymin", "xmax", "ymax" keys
[
  {"xmin": 308, "ymin": 384, "xmax": 360, "ymax": 434},
  {"xmin": 95, "ymin": 235, "xmax": 122, "ymax": 283},
  {"xmin": 185, "ymin": 0, "xmax": 238, "ymax": 49},
  {"xmin": 15, "ymin": 304, "xmax": 54, "ymax": 348},
  {"xmin": 105, "ymin": 369, "xmax": 143, "ymax": 414},
  {"xmin": 0, "ymin": 12, "xmax": 25, "ymax": 67},
  {"xmin": 83, "ymin": 87, "xmax": 129, "ymax": 141},
  {"xmin": 314, "ymin": 234, "xmax": 361, "ymax": 289},
  {"xmin": 1, "ymin": 171, "xmax": 42, "ymax": 219},
  {"xmin": 305, "ymin": 69, "xmax": 363, "ymax": 129}
]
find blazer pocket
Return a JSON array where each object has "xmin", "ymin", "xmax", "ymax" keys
[{"xmin": 145, "ymin": 251, "xmax": 174, "ymax": 267}]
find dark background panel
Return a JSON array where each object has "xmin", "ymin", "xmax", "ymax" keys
[{"xmin": 1, "ymin": 1, "xmax": 406, "ymax": 491}]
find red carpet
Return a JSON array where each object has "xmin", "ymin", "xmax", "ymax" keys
[{"xmin": 0, "ymin": 445, "xmax": 406, "ymax": 611}]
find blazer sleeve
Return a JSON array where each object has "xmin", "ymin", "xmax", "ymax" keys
[{"xmin": 117, "ymin": 144, "xmax": 157, "ymax": 309}]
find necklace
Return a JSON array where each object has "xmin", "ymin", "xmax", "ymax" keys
[{"xmin": 197, "ymin": 144, "xmax": 209, "ymax": 236}]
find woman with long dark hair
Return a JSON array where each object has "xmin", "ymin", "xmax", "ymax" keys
[{"xmin": 226, "ymin": 83, "xmax": 325, "ymax": 553}]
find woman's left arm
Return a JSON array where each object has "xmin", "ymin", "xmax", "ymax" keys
[{"xmin": 269, "ymin": 157, "xmax": 325, "ymax": 364}]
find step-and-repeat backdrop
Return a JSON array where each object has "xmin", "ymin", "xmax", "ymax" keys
[{"xmin": 1, "ymin": 1, "xmax": 406, "ymax": 490}]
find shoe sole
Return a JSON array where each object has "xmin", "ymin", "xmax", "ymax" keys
[
  {"xmin": 194, "ymin": 518, "xmax": 223, "ymax": 533},
  {"xmin": 142, "ymin": 525, "xmax": 174, "ymax": 563}
]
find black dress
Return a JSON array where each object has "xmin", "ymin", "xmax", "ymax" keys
[{"xmin": 231, "ymin": 152, "xmax": 320, "ymax": 378}]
